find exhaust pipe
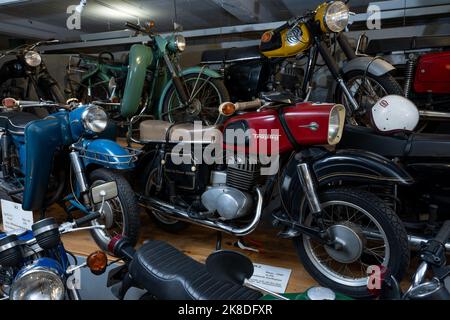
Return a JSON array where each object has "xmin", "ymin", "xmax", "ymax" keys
[
  {"xmin": 139, "ymin": 188, "xmax": 263, "ymax": 237},
  {"xmin": 419, "ymin": 110, "xmax": 450, "ymax": 121},
  {"xmin": 408, "ymin": 234, "xmax": 450, "ymax": 252}
]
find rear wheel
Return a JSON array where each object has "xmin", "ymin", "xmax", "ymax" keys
[
  {"xmin": 293, "ymin": 188, "xmax": 410, "ymax": 299},
  {"xmin": 88, "ymin": 169, "xmax": 141, "ymax": 252},
  {"xmin": 161, "ymin": 73, "xmax": 230, "ymax": 126}
]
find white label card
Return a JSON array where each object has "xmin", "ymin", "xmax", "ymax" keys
[
  {"xmin": 248, "ymin": 263, "xmax": 292, "ymax": 294},
  {"xmin": 1, "ymin": 199, "xmax": 34, "ymax": 232}
]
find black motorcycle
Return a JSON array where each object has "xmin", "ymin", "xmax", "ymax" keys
[
  {"xmin": 338, "ymin": 124, "xmax": 450, "ymax": 250},
  {"xmin": 0, "ymin": 40, "xmax": 65, "ymax": 114}
]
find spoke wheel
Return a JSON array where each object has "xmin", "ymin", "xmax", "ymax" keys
[{"xmin": 161, "ymin": 73, "xmax": 229, "ymax": 125}]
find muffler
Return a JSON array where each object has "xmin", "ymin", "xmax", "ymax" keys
[
  {"xmin": 138, "ymin": 188, "xmax": 263, "ymax": 237},
  {"xmin": 409, "ymin": 234, "xmax": 450, "ymax": 252}
]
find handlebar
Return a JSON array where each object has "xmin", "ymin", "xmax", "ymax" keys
[
  {"xmin": 73, "ymin": 212, "xmax": 102, "ymax": 228},
  {"xmin": 126, "ymin": 22, "xmax": 146, "ymax": 33},
  {"xmin": 235, "ymin": 99, "xmax": 262, "ymax": 112}
]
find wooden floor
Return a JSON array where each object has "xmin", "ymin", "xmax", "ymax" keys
[{"xmin": 56, "ymin": 206, "xmax": 418, "ymax": 294}]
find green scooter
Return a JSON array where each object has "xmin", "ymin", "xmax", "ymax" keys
[{"xmin": 69, "ymin": 22, "xmax": 229, "ymax": 126}]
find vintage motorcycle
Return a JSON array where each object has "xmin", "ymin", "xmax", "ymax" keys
[
  {"xmin": 200, "ymin": 1, "xmax": 402, "ymax": 125},
  {"xmin": 0, "ymin": 40, "xmax": 65, "ymax": 109},
  {"xmin": 127, "ymin": 98, "xmax": 411, "ymax": 298},
  {"xmin": 361, "ymin": 34, "xmax": 450, "ymax": 125},
  {"xmin": 0, "ymin": 98, "xmax": 140, "ymax": 251},
  {"xmin": 70, "ymin": 21, "xmax": 229, "ymax": 126},
  {"xmin": 0, "ymin": 213, "xmax": 110, "ymax": 300}
]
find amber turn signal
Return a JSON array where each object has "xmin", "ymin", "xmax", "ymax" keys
[
  {"xmin": 261, "ymin": 31, "xmax": 273, "ymax": 43},
  {"xmin": 219, "ymin": 102, "xmax": 236, "ymax": 116},
  {"xmin": 2, "ymin": 98, "xmax": 17, "ymax": 108},
  {"xmin": 87, "ymin": 251, "xmax": 108, "ymax": 275}
]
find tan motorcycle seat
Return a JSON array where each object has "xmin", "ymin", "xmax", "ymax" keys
[{"xmin": 140, "ymin": 120, "xmax": 221, "ymax": 144}]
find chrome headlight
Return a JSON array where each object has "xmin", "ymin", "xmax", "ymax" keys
[
  {"xmin": 10, "ymin": 267, "xmax": 64, "ymax": 300},
  {"xmin": 81, "ymin": 106, "xmax": 108, "ymax": 133},
  {"xmin": 325, "ymin": 1, "xmax": 350, "ymax": 33},
  {"xmin": 328, "ymin": 104, "xmax": 346, "ymax": 145},
  {"xmin": 24, "ymin": 51, "xmax": 42, "ymax": 67},
  {"xmin": 175, "ymin": 35, "xmax": 186, "ymax": 52}
]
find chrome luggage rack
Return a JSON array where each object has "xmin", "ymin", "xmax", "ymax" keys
[{"xmin": 75, "ymin": 146, "xmax": 142, "ymax": 166}]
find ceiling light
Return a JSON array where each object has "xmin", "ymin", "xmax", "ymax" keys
[{"xmin": 0, "ymin": 0, "xmax": 29, "ymax": 5}]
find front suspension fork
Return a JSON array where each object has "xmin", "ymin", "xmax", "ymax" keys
[{"xmin": 69, "ymin": 151, "xmax": 91, "ymax": 207}]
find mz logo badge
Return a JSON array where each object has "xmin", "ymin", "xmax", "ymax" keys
[
  {"xmin": 379, "ymin": 100, "xmax": 390, "ymax": 108},
  {"xmin": 286, "ymin": 27, "xmax": 303, "ymax": 46}
]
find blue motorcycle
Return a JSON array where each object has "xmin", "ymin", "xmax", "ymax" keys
[
  {"xmin": 0, "ymin": 215, "xmax": 109, "ymax": 300},
  {"xmin": 0, "ymin": 98, "xmax": 140, "ymax": 251}
]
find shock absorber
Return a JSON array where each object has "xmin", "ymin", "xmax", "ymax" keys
[{"xmin": 404, "ymin": 54, "xmax": 417, "ymax": 99}]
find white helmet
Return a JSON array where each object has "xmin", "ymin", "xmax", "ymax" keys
[{"xmin": 371, "ymin": 95, "xmax": 420, "ymax": 133}]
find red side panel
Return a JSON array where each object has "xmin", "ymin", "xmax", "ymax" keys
[
  {"xmin": 415, "ymin": 51, "xmax": 450, "ymax": 94},
  {"xmin": 283, "ymin": 102, "xmax": 334, "ymax": 146}
]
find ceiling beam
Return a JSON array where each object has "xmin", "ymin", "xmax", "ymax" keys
[
  {"xmin": 210, "ymin": 0, "xmax": 277, "ymax": 23},
  {"xmin": 0, "ymin": 13, "xmax": 83, "ymax": 41}
]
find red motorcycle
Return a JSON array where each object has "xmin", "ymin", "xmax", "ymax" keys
[
  {"xmin": 128, "ymin": 98, "xmax": 411, "ymax": 298},
  {"xmin": 361, "ymin": 35, "xmax": 450, "ymax": 126}
]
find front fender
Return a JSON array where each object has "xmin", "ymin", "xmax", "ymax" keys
[
  {"xmin": 156, "ymin": 67, "xmax": 223, "ymax": 118},
  {"xmin": 121, "ymin": 44, "xmax": 154, "ymax": 118},
  {"xmin": 342, "ymin": 56, "xmax": 395, "ymax": 77},
  {"xmin": 82, "ymin": 139, "xmax": 135, "ymax": 171},
  {"xmin": 280, "ymin": 148, "xmax": 413, "ymax": 214}
]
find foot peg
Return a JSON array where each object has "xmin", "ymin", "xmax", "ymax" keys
[{"xmin": 278, "ymin": 228, "xmax": 301, "ymax": 239}]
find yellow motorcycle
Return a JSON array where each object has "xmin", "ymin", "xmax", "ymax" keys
[{"xmin": 201, "ymin": 1, "xmax": 403, "ymax": 125}]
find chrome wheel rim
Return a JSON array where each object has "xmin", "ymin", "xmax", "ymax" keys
[
  {"xmin": 90, "ymin": 179, "xmax": 125, "ymax": 249},
  {"xmin": 303, "ymin": 200, "xmax": 390, "ymax": 287}
]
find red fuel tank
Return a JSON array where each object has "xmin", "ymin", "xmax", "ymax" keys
[
  {"xmin": 223, "ymin": 102, "xmax": 341, "ymax": 155},
  {"xmin": 415, "ymin": 51, "xmax": 450, "ymax": 94}
]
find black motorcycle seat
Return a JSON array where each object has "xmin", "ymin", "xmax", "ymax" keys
[
  {"xmin": 0, "ymin": 111, "xmax": 39, "ymax": 135},
  {"xmin": 366, "ymin": 35, "xmax": 450, "ymax": 55},
  {"xmin": 340, "ymin": 125, "xmax": 450, "ymax": 159},
  {"xmin": 129, "ymin": 241, "xmax": 263, "ymax": 300},
  {"xmin": 201, "ymin": 46, "xmax": 262, "ymax": 64}
]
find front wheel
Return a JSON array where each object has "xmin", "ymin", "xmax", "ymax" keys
[
  {"xmin": 294, "ymin": 188, "xmax": 410, "ymax": 299},
  {"xmin": 160, "ymin": 73, "xmax": 230, "ymax": 126},
  {"xmin": 88, "ymin": 169, "xmax": 141, "ymax": 252},
  {"xmin": 336, "ymin": 70, "xmax": 404, "ymax": 126}
]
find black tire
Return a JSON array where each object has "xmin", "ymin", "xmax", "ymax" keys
[
  {"xmin": 336, "ymin": 70, "xmax": 403, "ymax": 125},
  {"xmin": 293, "ymin": 188, "xmax": 410, "ymax": 299},
  {"xmin": 143, "ymin": 167, "xmax": 188, "ymax": 233},
  {"xmin": 161, "ymin": 73, "xmax": 230, "ymax": 125},
  {"xmin": 88, "ymin": 169, "xmax": 141, "ymax": 251}
]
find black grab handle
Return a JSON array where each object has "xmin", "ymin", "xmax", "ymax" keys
[
  {"xmin": 74, "ymin": 212, "xmax": 101, "ymax": 227},
  {"xmin": 125, "ymin": 22, "xmax": 142, "ymax": 32}
]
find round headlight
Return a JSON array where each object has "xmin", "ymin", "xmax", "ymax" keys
[
  {"xmin": 175, "ymin": 35, "xmax": 186, "ymax": 52},
  {"xmin": 10, "ymin": 267, "xmax": 64, "ymax": 300},
  {"xmin": 24, "ymin": 51, "xmax": 42, "ymax": 67},
  {"xmin": 324, "ymin": 1, "xmax": 350, "ymax": 33},
  {"xmin": 81, "ymin": 106, "xmax": 108, "ymax": 134},
  {"xmin": 328, "ymin": 104, "xmax": 346, "ymax": 145}
]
